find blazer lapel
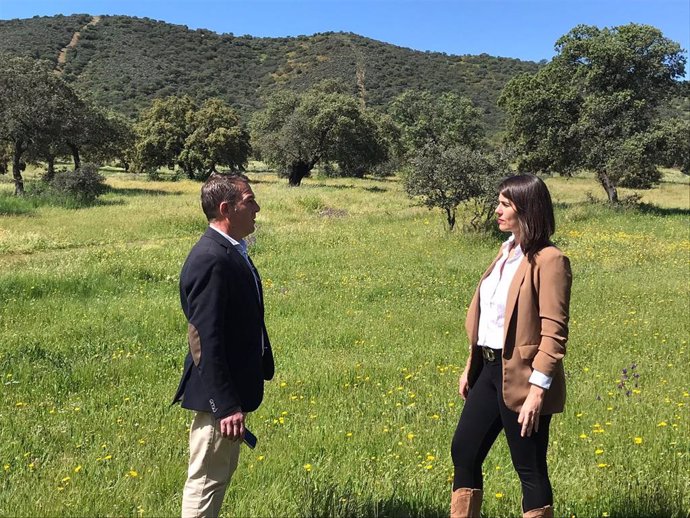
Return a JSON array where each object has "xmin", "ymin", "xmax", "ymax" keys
[
  {"xmin": 203, "ymin": 227, "xmax": 262, "ymax": 310},
  {"xmin": 502, "ymin": 256, "xmax": 529, "ymax": 349},
  {"xmin": 247, "ymin": 256, "xmax": 265, "ymax": 312}
]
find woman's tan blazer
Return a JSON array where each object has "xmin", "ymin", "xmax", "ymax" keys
[{"xmin": 465, "ymin": 245, "xmax": 572, "ymax": 414}]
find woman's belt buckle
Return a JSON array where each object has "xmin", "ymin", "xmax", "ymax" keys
[{"xmin": 482, "ymin": 347, "xmax": 497, "ymax": 362}]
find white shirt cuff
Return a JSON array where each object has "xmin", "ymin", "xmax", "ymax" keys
[{"xmin": 529, "ymin": 369, "xmax": 552, "ymax": 390}]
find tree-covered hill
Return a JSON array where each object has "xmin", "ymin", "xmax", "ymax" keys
[
  {"xmin": 0, "ymin": 14, "xmax": 93, "ymax": 62},
  {"xmin": 0, "ymin": 14, "xmax": 541, "ymax": 131}
]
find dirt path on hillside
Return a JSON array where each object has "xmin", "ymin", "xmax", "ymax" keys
[{"xmin": 55, "ymin": 15, "xmax": 102, "ymax": 72}]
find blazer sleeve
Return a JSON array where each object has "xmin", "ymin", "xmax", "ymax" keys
[
  {"xmin": 531, "ymin": 252, "xmax": 572, "ymax": 377},
  {"xmin": 184, "ymin": 254, "xmax": 242, "ymax": 418}
]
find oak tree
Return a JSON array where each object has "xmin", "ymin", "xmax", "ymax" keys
[{"xmin": 500, "ymin": 24, "xmax": 686, "ymax": 202}]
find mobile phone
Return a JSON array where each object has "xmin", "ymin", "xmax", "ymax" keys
[{"xmin": 244, "ymin": 428, "xmax": 258, "ymax": 449}]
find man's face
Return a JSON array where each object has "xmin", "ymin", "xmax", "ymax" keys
[{"xmin": 228, "ymin": 183, "xmax": 260, "ymax": 240}]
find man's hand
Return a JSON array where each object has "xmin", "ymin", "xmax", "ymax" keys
[
  {"xmin": 219, "ymin": 411, "xmax": 245, "ymax": 441},
  {"xmin": 518, "ymin": 385, "xmax": 545, "ymax": 437}
]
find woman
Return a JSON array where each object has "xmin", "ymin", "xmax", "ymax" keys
[{"xmin": 450, "ymin": 175, "xmax": 572, "ymax": 518}]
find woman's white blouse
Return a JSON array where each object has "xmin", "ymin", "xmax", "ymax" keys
[
  {"xmin": 477, "ymin": 235, "xmax": 552, "ymax": 390},
  {"xmin": 477, "ymin": 235, "xmax": 524, "ymax": 350}
]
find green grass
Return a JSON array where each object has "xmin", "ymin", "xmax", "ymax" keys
[{"xmin": 0, "ymin": 171, "xmax": 688, "ymax": 517}]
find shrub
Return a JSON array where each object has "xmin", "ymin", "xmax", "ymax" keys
[
  {"xmin": 297, "ymin": 195, "xmax": 325, "ymax": 213},
  {"xmin": 50, "ymin": 164, "xmax": 107, "ymax": 204}
]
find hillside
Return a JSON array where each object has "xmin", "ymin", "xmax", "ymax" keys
[{"xmin": 0, "ymin": 14, "xmax": 541, "ymax": 131}]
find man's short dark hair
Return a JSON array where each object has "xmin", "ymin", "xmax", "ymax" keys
[{"xmin": 200, "ymin": 173, "xmax": 250, "ymax": 221}]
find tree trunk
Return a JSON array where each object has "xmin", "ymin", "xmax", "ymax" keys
[
  {"xmin": 597, "ymin": 171, "xmax": 619, "ymax": 203},
  {"xmin": 68, "ymin": 142, "xmax": 81, "ymax": 170},
  {"xmin": 445, "ymin": 207, "xmax": 456, "ymax": 230},
  {"xmin": 44, "ymin": 156, "xmax": 56, "ymax": 181},
  {"xmin": 12, "ymin": 140, "xmax": 25, "ymax": 196},
  {"xmin": 350, "ymin": 166, "xmax": 366, "ymax": 178},
  {"xmin": 288, "ymin": 161, "xmax": 313, "ymax": 186}
]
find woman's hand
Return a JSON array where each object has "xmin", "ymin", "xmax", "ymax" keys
[
  {"xmin": 518, "ymin": 385, "xmax": 545, "ymax": 437},
  {"xmin": 458, "ymin": 367, "xmax": 470, "ymax": 400}
]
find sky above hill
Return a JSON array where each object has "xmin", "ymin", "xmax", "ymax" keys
[{"xmin": 1, "ymin": 0, "xmax": 688, "ymax": 71}]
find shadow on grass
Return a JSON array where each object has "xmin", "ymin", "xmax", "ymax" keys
[
  {"xmin": 635, "ymin": 202, "xmax": 690, "ymax": 217},
  {"xmin": 356, "ymin": 498, "xmax": 446, "ymax": 518},
  {"xmin": 301, "ymin": 182, "xmax": 360, "ymax": 190},
  {"xmin": 0, "ymin": 205, "xmax": 35, "ymax": 217},
  {"xmin": 0, "ymin": 192, "xmax": 39, "ymax": 216},
  {"xmin": 554, "ymin": 199, "xmax": 690, "ymax": 216},
  {"xmin": 363, "ymin": 186, "xmax": 388, "ymax": 193},
  {"xmin": 2, "ymin": 183, "xmax": 183, "ymax": 214},
  {"xmin": 574, "ymin": 482, "xmax": 685, "ymax": 518},
  {"xmin": 604, "ymin": 497, "xmax": 683, "ymax": 518},
  {"xmin": 303, "ymin": 182, "xmax": 391, "ymax": 192},
  {"xmin": 246, "ymin": 175, "xmax": 281, "ymax": 184},
  {"xmin": 297, "ymin": 478, "xmax": 447, "ymax": 518},
  {"xmin": 299, "ymin": 495, "xmax": 446, "ymax": 518},
  {"xmin": 108, "ymin": 187, "xmax": 184, "ymax": 197}
]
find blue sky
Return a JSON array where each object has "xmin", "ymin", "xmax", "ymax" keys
[{"xmin": 1, "ymin": 0, "xmax": 688, "ymax": 67}]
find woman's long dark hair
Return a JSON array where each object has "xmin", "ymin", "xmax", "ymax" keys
[{"xmin": 498, "ymin": 174, "xmax": 555, "ymax": 262}]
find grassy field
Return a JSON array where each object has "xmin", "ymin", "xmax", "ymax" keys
[{"xmin": 0, "ymin": 170, "xmax": 688, "ymax": 517}]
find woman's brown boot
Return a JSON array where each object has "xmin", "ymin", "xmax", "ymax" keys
[
  {"xmin": 523, "ymin": 505, "xmax": 554, "ymax": 518},
  {"xmin": 450, "ymin": 488, "xmax": 482, "ymax": 518}
]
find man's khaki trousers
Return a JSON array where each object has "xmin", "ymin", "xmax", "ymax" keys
[{"xmin": 181, "ymin": 411, "xmax": 241, "ymax": 518}]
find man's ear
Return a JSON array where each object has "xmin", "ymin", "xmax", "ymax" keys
[{"xmin": 218, "ymin": 201, "xmax": 231, "ymax": 218}]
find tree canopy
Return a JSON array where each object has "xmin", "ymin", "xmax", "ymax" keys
[
  {"xmin": 133, "ymin": 95, "xmax": 249, "ymax": 179},
  {"xmin": 391, "ymin": 89, "xmax": 507, "ymax": 230},
  {"xmin": 389, "ymin": 90, "xmax": 485, "ymax": 156},
  {"xmin": 500, "ymin": 23, "xmax": 686, "ymax": 202},
  {"xmin": 251, "ymin": 84, "xmax": 389, "ymax": 185},
  {"xmin": 0, "ymin": 55, "xmax": 122, "ymax": 194},
  {"xmin": 406, "ymin": 143, "xmax": 505, "ymax": 230}
]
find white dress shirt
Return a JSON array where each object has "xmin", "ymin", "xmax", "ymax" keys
[{"xmin": 477, "ymin": 235, "xmax": 552, "ymax": 390}]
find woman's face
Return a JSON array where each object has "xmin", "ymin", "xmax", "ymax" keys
[{"xmin": 495, "ymin": 194, "xmax": 519, "ymax": 235}]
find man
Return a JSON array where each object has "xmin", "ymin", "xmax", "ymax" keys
[{"xmin": 172, "ymin": 173, "xmax": 274, "ymax": 518}]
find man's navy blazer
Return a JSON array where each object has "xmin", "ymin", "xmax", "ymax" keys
[{"xmin": 172, "ymin": 227, "xmax": 274, "ymax": 419}]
